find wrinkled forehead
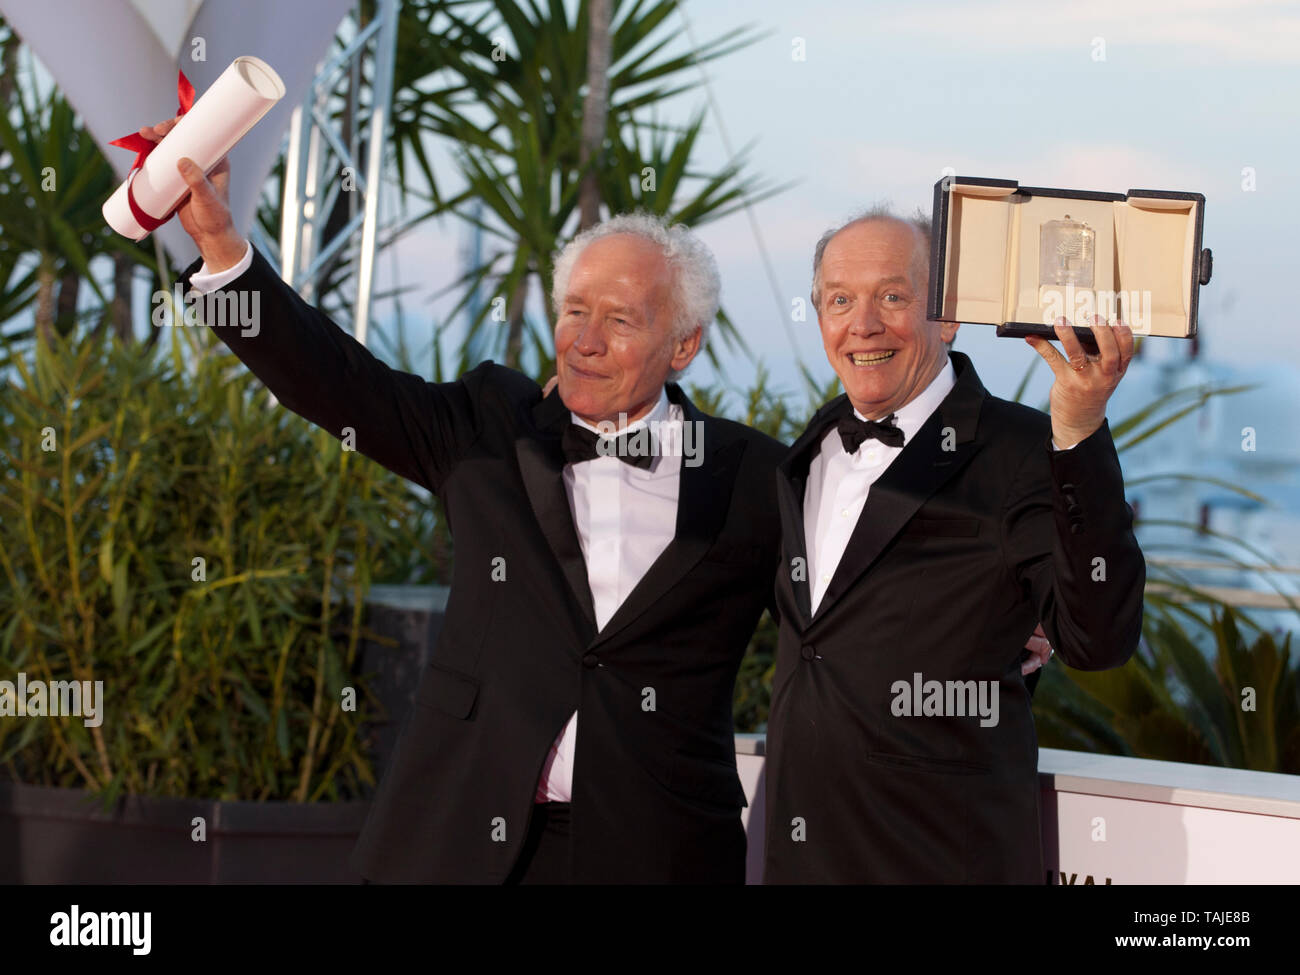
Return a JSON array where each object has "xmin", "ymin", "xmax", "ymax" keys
[{"xmin": 570, "ymin": 234, "xmax": 671, "ymax": 287}]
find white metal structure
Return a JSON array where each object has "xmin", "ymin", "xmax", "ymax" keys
[
  {"xmin": 2, "ymin": 0, "xmax": 395, "ymax": 345},
  {"xmin": 0, "ymin": 0, "xmax": 353, "ymax": 269},
  {"xmin": 275, "ymin": 0, "xmax": 401, "ymax": 345}
]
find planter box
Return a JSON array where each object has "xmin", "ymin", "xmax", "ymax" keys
[
  {"xmin": 357, "ymin": 585, "xmax": 448, "ymax": 778},
  {"xmin": 0, "ymin": 780, "xmax": 369, "ymax": 883}
]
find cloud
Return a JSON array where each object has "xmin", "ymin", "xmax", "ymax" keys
[
  {"xmin": 862, "ymin": 0, "xmax": 1300, "ymax": 65},
  {"xmin": 743, "ymin": 141, "xmax": 1213, "ymax": 221}
]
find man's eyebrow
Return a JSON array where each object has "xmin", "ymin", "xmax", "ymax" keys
[
  {"xmin": 560, "ymin": 296, "xmax": 641, "ymax": 319},
  {"xmin": 822, "ymin": 275, "xmax": 913, "ymax": 291}
]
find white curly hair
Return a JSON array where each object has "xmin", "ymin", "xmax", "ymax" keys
[{"xmin": 550, "ymin": 212, "xmax": 720, "ymax": 380}]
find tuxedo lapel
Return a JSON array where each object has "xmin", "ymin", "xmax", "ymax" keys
[
  {"xmin": 516, "ymin": 388, "xmax": 598, "ymax": 629},
  {"xmin": 806, "ymin": 352, "xmax": 989, "ymax": 628},
  {"xmin": 775, "ymin": 474, "xmax": 811, "ymax": 625},
  {"xmin": 775, "ymin": 396, "xmax": 851, "ymax": 629},
  {"xmin": 589, "ymin": 386, "xmax": 745, "ymax": 649}
]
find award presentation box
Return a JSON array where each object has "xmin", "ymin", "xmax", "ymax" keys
[{"xmin": 928, "ymin": 176, "xmax": 1212, "ymax": 351}]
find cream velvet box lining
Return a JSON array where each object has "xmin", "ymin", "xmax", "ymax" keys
[{"xmin": 930, "ymin": 178, "xmax": 1210, "ymax": 340}]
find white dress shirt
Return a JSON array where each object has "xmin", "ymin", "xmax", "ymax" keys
[
  {"xmin": 804, "ymin": 361, "xmax": 956, "ymax": 616},
  {"xmin": 188, "ymin": 239, "xmax": 253, "ymax": 292},
  {"xmin": 537, "ymin": 387, "xmax": 682, "ymax": 802}
]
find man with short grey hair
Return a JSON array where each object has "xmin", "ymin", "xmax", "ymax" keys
[{"xmin": 765, "ymin": 206, "xmax": 1145, "ymax": 883}]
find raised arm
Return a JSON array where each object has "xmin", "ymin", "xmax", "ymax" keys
[
  {"xmin": 1005, "ymin": 318, "xmax": 1146, "ymax": 670},
  {"xmin": 144, "ymin": 116, "xmax": 483, "ymax": 494},
  {"xmin": 1002, "ymin": 419, "xmax": 1145, "ymax": 670}
]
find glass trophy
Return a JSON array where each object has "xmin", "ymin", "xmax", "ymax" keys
[{"xmin": 1039, "ymin": 215, "xmax": 1095, "ymax": 289}]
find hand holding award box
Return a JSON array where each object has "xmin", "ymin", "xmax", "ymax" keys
[{"xmin": 103, "ymin": 57, "xmax": 285, "ymax": 240}]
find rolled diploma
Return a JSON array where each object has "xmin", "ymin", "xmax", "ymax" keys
[{"xmin": 103, "ymin": 56, "xmax": 285, "ymax": 240}]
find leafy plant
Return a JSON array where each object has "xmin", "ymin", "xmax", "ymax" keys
[
  {"xmin": 0, "ymin": 327, "xmax": 424, "ymax": 802},
  {"xmin": 0, "ymin": 33, "xmax": 158, "ymax": 359},
  {"xmin": 1034, "ymin": 607, "xmax": 1300, "ymax": 773},
  {"xmin": 0, "ymin": 55, "xmax": 118, "ymax": 336}
]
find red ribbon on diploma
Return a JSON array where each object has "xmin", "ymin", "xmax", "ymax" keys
[{"xmin": 108, "ymin": 69, "xmax": 197, "ymax": 233}]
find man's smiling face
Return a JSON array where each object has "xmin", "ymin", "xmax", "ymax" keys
[
  {"xmin": 554, "ymin": 233, "xmax": 699, "ymax": 426},
  {"xmin": 816, "ymin": 218, "xmax": 958, "ymax": 419}
]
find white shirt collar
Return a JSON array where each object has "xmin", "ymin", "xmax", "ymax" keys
[
  {"xmin": 570, "ymin": 386, "xmax": 672, "ymax": 435},
  {"xmin": 851, "ymin": 357, "xmax": 956, "ymax": 446}
]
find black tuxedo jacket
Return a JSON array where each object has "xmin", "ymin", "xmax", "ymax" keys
[
  {"xmin": 180, "ymin": 247, "xmax": 785, "ymax": 883},
  {"xmin": 763, "ymin": 351, "xmax": 1145, "ymax": 884}
]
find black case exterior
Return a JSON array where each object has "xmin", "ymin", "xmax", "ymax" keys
[{"xmin": 928, "ymin": 177, "xmax": 1211, "ymax": 351}]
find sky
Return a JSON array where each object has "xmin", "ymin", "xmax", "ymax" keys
[{"xmin": 380, "ymin": 0, "xmax": 1300, "ymax": 413}]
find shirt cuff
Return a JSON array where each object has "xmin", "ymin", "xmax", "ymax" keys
[{"xmin": 189, "ymin": 240, "xmax": 253, "ymax": 293}]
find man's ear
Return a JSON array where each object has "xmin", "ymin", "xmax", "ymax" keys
[
  {"xmin": 941, "ymin": 321, "xmax": 960, "ymax": 346},
  {"xmin": 669, "ymin": 325, "xmax": 703, "ymax": 373}
]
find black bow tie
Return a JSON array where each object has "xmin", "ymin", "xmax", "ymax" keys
[
  {"xmin": 836, "ymin": 413, "xmax": 905, "ymax": 453},
  {"xmin": 561, "ymin": 422, "xmax": 656, "ymax": 470}
]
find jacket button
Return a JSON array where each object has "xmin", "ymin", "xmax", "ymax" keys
[
  {"xmin": 1070, "ymin": 523, "xmax": 1085, "ymax": 535},
  {"xmin": 1061, "ymin": 483, "xmax": 1076, "ymax": 492},
  {"xmin": 800, "ymin": 645, "xmax": 816, "ymax": 661},
  {"xmin": 1067, "ymin": 503, "xmax": 1082, "ymax": 515},
  {"xmin": 582, "ymin": 653, "xmax": 599, "ymax": 669}
]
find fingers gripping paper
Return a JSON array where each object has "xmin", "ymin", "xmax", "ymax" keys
[{"xmin": 103, "ymin": 57, "xmax": 285, "ymax": 240}]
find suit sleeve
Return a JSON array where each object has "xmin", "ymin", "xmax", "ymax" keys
[
  {"xmin": 179, "ymin": 246, "xmax": 483, "ymax": 495},
  {"xmin": 1000, "ymin": 419, "xmax": 1145, "ymax": 671}
]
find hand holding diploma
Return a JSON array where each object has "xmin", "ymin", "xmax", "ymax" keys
[
  {"xmin": 103, "ymin": 56, "xmax": 282, "ymax": 266},
  {"xmin": 135, "ymin": 117, "xmax": 247, "ymax": 273}
]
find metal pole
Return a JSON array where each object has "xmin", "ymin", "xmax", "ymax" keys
[
  {"xmin": 300, "ymin": 118, "xmax": 323, "ymax": 304},
  {"xmin": 353, "ymin": 0, "xmax": 400, "ymax": 348},
  {"xmin": 279, "ymin": 102, "xmax": 307, "ymax": 283}
]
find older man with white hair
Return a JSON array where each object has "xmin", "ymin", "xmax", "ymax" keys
[{"xmin": 159, "ymin": 116, "xmax": 786, "ymax": 883}]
